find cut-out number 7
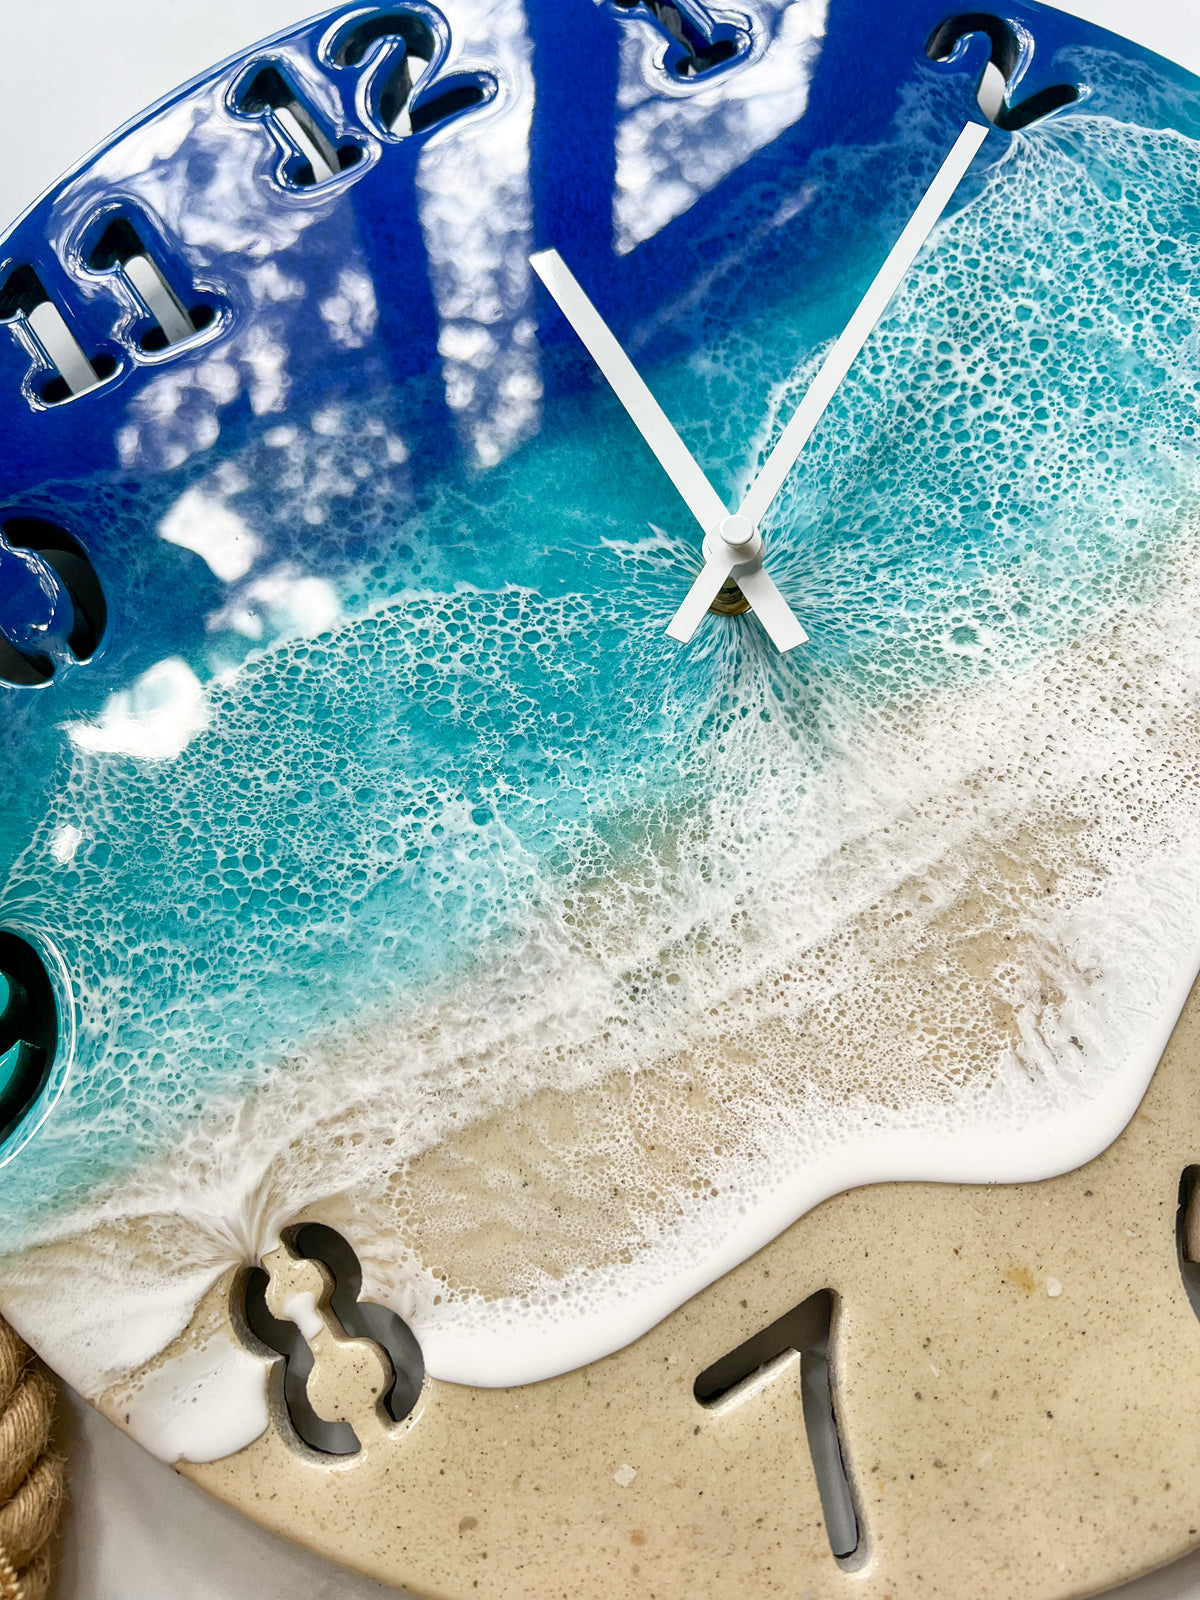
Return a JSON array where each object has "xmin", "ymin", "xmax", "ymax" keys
[{"xmin": 694, "ymin": 1288, "xmax": 862, "ymax": 1564}]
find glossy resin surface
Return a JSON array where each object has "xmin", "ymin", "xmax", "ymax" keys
[{"xmin": 1, "ymin": 0, "xmax": 1200, "ymax": 1460}]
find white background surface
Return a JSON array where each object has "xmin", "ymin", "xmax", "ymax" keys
[{"xmin": 0, "ymin": 0, "xmax": 1198, "ymax": 1594}]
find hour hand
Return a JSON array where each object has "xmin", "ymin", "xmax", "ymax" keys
[
  {"xmin": 667, "ymin": 515, "xmax": 807, "ymax": 651},
  {"xmin": 531, "ymin": 249, "xmax": 806, "ymax": 653},
  {"xmin": 529, "ymin": 248, "xmax": 726, "ymax": 535}
]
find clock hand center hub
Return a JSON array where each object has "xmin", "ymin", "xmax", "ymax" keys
[
  {"xmin": 709, "ymin": 514, "xmax": 763, "ymax": 564},
  {"xmin": 702, "ymin": 515, "xmax": 762, "ymax": 619}
]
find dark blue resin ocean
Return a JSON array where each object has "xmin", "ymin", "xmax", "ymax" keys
[{"xmin": 3, "ymin": 0, "xmax": 1200, "ymax": 1395}]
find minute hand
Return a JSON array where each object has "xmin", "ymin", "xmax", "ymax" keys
[{"xmin": 737, "ymin": 120, "xmax": 989, "ymax": 527}]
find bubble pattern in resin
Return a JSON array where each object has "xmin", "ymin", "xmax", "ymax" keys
[{"xmin": 1, "ymin": 0, "xmax": 1200, "ymax": 1400}]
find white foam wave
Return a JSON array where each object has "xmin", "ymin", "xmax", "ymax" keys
[{"xmin": 10, "ymin": 535, "xmax": 1200, "ymax": 1395}]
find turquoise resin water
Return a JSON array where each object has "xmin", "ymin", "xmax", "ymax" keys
[{"xmin": 2, "ymin": 0, "xmax": 1200, "ymax": 1399}]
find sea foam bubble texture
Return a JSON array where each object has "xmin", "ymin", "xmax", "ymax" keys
[{"xmin": 5, "ymin": 112, "xmax": 1200, "ymax": 1390}]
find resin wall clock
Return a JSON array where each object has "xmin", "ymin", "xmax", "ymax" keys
[{"xmin": 3, "ymin": 0, "xmax": 1200, "ymax": 1593}]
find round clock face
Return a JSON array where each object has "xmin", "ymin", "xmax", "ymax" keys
[{"xmin": 0, "ymin": 0, "xmax": 1199, "ymax": 1451}]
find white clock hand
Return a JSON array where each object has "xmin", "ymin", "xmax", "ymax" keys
[
  {"xmin": 664, "ymin": 514, "xmax": 808, "ymax": 650},
  {"xmin": 530, "ymin": 248, "xmax": 806, "ymax": 652},
  {"xmin": 529, "ymin": 248, "xmax": 727, "ymax": 534},
  {"xmin": 738, "ymin": 119, "xmax": 989, "ymax": 526},
  {"xmin": 664, "ymin": 119, "xmax": 988, "ymax": 644}
]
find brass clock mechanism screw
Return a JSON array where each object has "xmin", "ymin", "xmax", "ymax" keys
[{"xmin": 709, "ymin": 577, "xmax": 751, "ymax": 616}]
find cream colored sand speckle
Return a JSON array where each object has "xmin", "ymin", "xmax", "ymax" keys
[{"xmin": 71, "ymin": 971, "xmax": 1197, "ymax": 1600}]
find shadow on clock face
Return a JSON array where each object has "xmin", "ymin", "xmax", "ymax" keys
[{"xmin": 0, "ymin": 0, "xmax": 1199, "ymax": 1399}]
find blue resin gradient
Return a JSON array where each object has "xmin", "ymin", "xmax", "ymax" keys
[{"xmin": 0, "ymin": 0, "xmax": 1198, "ymax": 1263}]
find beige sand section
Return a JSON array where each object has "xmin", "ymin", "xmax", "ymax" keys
[{"xmin": 153, "ymin": 977, "xmax": 1200, "ymax": 1600}]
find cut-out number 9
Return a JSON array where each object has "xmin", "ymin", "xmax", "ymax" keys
[{"xmin": 0, "ymin": 934, "xmax": 56, "ymax": 1147}]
